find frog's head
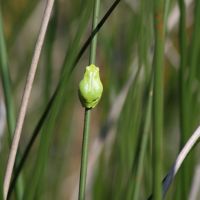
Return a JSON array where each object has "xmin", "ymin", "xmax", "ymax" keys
[{"xmin": 84, "ymin": 64, "xmax": 100, "ymax": 81}]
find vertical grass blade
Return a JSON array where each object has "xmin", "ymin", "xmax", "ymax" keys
[
  {"xmin": 188, "ymin": 0, "xmax": 200, "ymax": 87},
  {"xmin": 152, "ymin": 0, "xmax": 165, "ymax": 199},
  {"xmin": 44, "ymin": 2, "xmax": 58, "ymax": 104},
  {"xmin": 78, "ymin": 108, "xmax": 91, "ymax": 200},
  {"xmin": 78, "ymin": 0, "xmax": 101, "ymax": 199},
  {"xmin": 0, "ymin": 7, "xmax": 24, "ymax": 200},
  {"xmin": 133, "ymin": 81, "xmax": 153, "ymax": 200},
  {"xmin": 178, "ymin": 0, "xmax": 189, "ymax": 199},
  {"xmin": 3, "ymin": 0, "xmax": 55, "ymax": 199},
  {"xmin": 89, "ymin": 0, "xmax": 100, "ymax": 65}
]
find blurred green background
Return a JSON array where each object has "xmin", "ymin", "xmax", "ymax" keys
[{"xmin": 0, "ymin": 0, "xmax": 200, "ymax": 199}]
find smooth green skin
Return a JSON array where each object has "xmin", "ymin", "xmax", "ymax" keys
[{"xmin": 79, "ymin": 64, "xmax": 103, "ymax": 109}]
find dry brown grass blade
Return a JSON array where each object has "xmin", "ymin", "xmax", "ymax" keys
[{"xmin": 3, "ymin": 0, "xmax": 55, "ymax": 199}]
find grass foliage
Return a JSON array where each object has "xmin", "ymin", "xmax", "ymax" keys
[{"xmin": 0, "ymin": 0, "xmax": 200, "ymax": 199}]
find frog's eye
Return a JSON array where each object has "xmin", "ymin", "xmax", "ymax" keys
[{"xmin": 78, "ymin": 64, "xmax": 103, "ymax": 109}]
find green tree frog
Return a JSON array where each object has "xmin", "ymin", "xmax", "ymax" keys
[{"xmin": 79, "ymin": 64, "xmax": 103, "ymax": 109}]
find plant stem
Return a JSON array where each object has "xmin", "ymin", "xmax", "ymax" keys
[
  {"xmin": 163, "ymin": 0, "xmax": 171, "ymax": 29},
  {"xmin": 148, "ymin": 126, "xmax": 200, "ymax": 200},
  {"xmin": 162, "ymin": 125, "xmax": 200, "ymax": 198},
  {"xmin": 133, "ymin": 81, "xmax": 153, "ymax": 200},
  {"xmin": 89, "ymin": 0, "xmax": 100, "ymax": 64},
  {"xmin": 78, "ymin": 109, "xmax": 91, "ymax": 200},
  {"xmin": 78, "ymin": 0, "xmax": 100, "ymax": 199},
  {"xmin": 3, "ymin": 0, "xmax": 55, "ymax": 199},
  {"xmin": 188, "ymin": 0, "xmax": 200, "ymax": 88},
  {"xmin": 152, "ymin": 0, "xmax": 165, "ymax": 199},
  {"xmin": 178, "ymin": 0, "xmax": 189, "ymax": 199},
  {"xmin": 44, "ymin": 3, "xmax": 58, "ymax": 104}
]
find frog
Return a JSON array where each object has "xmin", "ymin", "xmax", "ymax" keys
[{"xmin": 79, "ymin": 64, "xmax": 103, "ymax": 109}]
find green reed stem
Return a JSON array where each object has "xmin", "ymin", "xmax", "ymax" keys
[
  {"xmin": 78, "ymin": 109, "xmax": 91, "ymax": 200},
  {"xmin": 178, "ymin": 0, "xmax": 189, "ymax": 199},
  {"xmin": 78, "ymin": 0, "xmax": 100, "ymax": 199},
  {"xmin": 133, "ymin": 81, "xmax": 153, "ymax": 200},
  {"xmin": 180, "ymin": 1, "xmax": 200, "ymax": 199},
  {"xmin": 89, "ymin": 0, "xmax": 100, "ymax": 65},
  {"xmin": 44, "ymin": 3, "xmax": 58, "ymax": 104},
  {"xmin": 178, "ymin": 0, "xmax": 188, "ymax": 155},
  {"xmin": 164, "ymin": 0, "xmax": 170, "ymax": 29},
  {"xmin": 0, "ymin": 8, "xmax": 24, "ymax": 200},
  {"xmin": 152, "ymin": 0, "xmax": 165, "ymax": 199},
  {"xmin": 188, "ymin": 0, "xmax": 200, "ymax": 88}
]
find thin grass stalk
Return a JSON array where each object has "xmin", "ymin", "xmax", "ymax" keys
[
  {"xmin": 162, "ymin": 126, "xmax": 200, "ymax": 198},
  {"xmin": 133, "ymin": 81, "xmax": 153, "ymax": 200},
  {"xmin": 44, "ymin": 3, "xmax": 58, "ymax": 103},
  {"xmin": 112, "ymin": 66, "xmax": 142, "ymax": 199},
  {"xmin": 188, "ymin": 0, "xmax": 200, "ymax": 87},
  {"xmin": 119, "ymin": 79, "xmax": 144, "ymax": 199},
  {"xmin": 0, "ymin": 8, "xmax": 24, "ymax": 200},
  {"xmin": 152, "ymin": 0, "xmax": 165, "ymax": 199},
  {"xmin": 178, "ymin": 0, "xmax": 189, "ymax": 199},
  {"xmin": 148, "ymin": 126, "xmax": 200, "ymax": 200},
  {"xmin": 3, "ymin": 0, "xmax": 55, "ymax": 199},
  {"xmin": 88, "ymin": 0, "xmax": 100, "ymax": 65},
  {"xmin": 78, "ymin": 108, "xmax": 91, "ymax": 200},
  {"xmin": 8, "ymin": 0, "xmax": 121, "ymax": 195},
  {"xmin": 163, "ymin": 0, "xmax": 170, "ymax": 29},
  {"xmin": 162, "ymin": 127, "xmax": 200, "ymax": 200},
  {"xmin": 78, "ymin": 0, "xmax": 101, "ymax": 199},
  {"xmin": 187, "ymin": 0, "xmax": 200, "ymax": 198},
  {"xmin": 178, "ymin": 1, "xmax": 200, "ymax": 198}
]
